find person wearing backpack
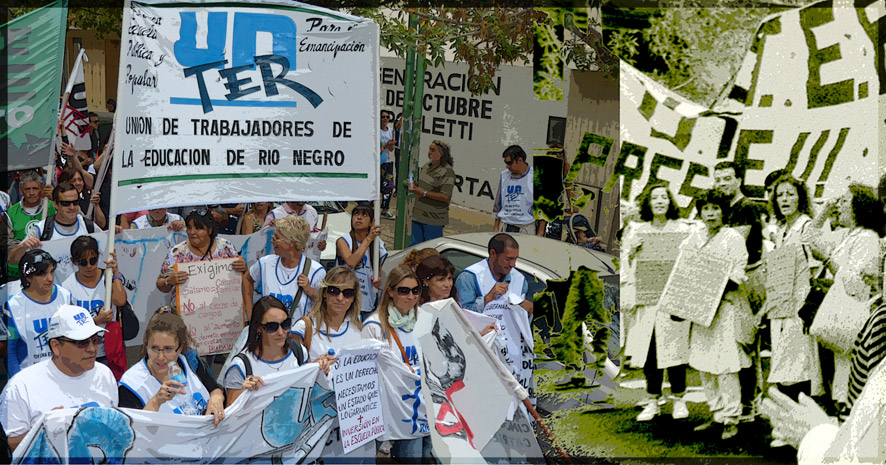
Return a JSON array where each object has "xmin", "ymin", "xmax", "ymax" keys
[
  {"xmin": 222, "ymin": 296, "xmax": 309, "ymax": 407},
  {"xmin": 9, "ymin": 182, "xmax": 95, "ymax": 267}
]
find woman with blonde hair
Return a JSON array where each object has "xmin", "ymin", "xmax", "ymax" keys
[
  {"xmin": 362, "ymin": 264, "xmax": 430, "ymax": 462},
  {"xmin": 292, "ymin": 266, "xmax": 374, "ymax": 462},
  {"xmin": 399, "ymin": 247, "xmax": 439, "ymax": 271},
  {"xmin": 291, "ymin": 265, "xmax": 363, "ymax": 371},
  {"xmin": 242, "ymin": 214, "xmax": 326, "ymax": 320}
]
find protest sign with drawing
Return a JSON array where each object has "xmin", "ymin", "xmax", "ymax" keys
[
  {"xmin": 175, "ymin": 257, "xmax": 243, "ymax": 355},
  {"xmin": 656, "ymin": 248, "xmax": 732, "ymax": 327},
  {"xmin": 634, "ymin": 231, "xmax": 690, "ymax": 307},
  {"xmin": 330, "ymin": 347, "xmax": 385, "ymax": 454},
  {"xmin": 305, "ymin": 228, "xmax": 329, "ymax": 263}
]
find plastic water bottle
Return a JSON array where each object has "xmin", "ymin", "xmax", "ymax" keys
[
  {"xmin": 328, "ymin": 349, "xmax": 335, "ymax": 356},
  {"xmin": 408, "ymin": 171, "xmax": 414, "ymax": 189},
  {"xmin": 168, "ymin": 363, "xmax": 198, "ymax": 415}
]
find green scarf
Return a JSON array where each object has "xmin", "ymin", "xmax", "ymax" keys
[{"xmin": 387, "ymin": 304, "xmax": 416, "ymax": 332}]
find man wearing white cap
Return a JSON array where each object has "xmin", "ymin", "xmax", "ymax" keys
[{"xmin": 0, "ymin": 305, "xmax": 118, "ymax": 451}]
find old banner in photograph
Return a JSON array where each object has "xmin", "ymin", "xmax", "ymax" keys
[
  {"xmin": 14, "ymin": 365, "xmax": 335, "ymax": 462},
  {"xmin": 112, "ymin": 0, "xmax": 380, "ymax": 214},
  {"xmin": 618, "ymin": 2, "xmax": 878, "ymax": 208},
  {"xmin": 3, "ymin": 0, "xmax": 67, "ymax": 170}
]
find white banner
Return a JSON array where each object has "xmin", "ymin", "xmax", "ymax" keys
[
  {"xmin": 112, "ymin": 0, "xmax": 380, "ymax": 214},
  {"xmin": 60, "ymin": 49, "xmax": 92, "ymax": 152},
  {"xmin": 617, "ymin": 1, "xmax": 879, "ymax": 208},
  {"xmin": 33, "ymin": 227, "xmax": 272, "ymax": 347},
  {"xmin": 330, "ymin": 347, "xmax": 384, "ymax": 453},
  {"xmin": 374, "ymin": 341, "xmax": 430, "ymax": 441},
  {"xmin": 13, "ymin": 364, "xmax": 335, "ymax": 463}
]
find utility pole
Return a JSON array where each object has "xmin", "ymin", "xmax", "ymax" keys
[{"xmin": 393, "ymin": 13, "xmax": 426, "ymax": 249}]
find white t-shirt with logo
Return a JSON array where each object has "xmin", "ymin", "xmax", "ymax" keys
[
  {"xmin": 131, "ymin": 212, "xmax": 183, "ymax": 229},
  {"xmin": 61, "ymin": 273, "xmax": 112, "ymax": 359},
  {"xmin": 361, "ymin": 313, "xmax": 419, "ymax": 371},
  {"xmin": 249, "ymin": 254, "xmax": 326, "ymax": 319},
  {"xmin": 291, "ymin": 317, "xmax": 364, "ymax": 361},
  {"xmin": 5, "ymin": 285, "xmax": 73, "ymax": 372},
  {"xmin": 0, "ymin": 359, "xmax": 118, "ymax": 437}
]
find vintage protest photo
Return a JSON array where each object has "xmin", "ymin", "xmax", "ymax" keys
[{"xmin": 608, "ymin": 0, "xmax": 883, "ymax": 463}]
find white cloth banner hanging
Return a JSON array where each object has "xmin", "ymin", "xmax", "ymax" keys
[
  {"xmin": 111, "ymin": 0, "xmax": 380, "ymax": 214},
  {"xmin": 13, "ymin": 364, "xmax": 336, "ymax": 463},
  {"xmin": 32, "ymin": 227, "xmax": 273, "ymax": 347}
]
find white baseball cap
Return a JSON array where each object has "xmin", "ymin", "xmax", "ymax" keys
[{"xmin": 47, "ymin": 305, "xmax": 108, "ymax": 341}]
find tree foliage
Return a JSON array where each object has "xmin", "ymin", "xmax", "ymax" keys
[{"xmin": 8, "ymin": 7, "xmax": 123, "ymax": 40}]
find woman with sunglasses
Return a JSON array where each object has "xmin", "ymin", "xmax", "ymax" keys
[
  {"xmin": 118, "ymin": 307, "xmax": 226, "ymax": 427},
  {"xmin": 291, "ymin": 266, "xmax": 362, "ymax": 373},
  {"xmin": 156, "ymin": 208, "xmax": 247, "ymax": 298},
  {"xmin": 362, "ymin": 265, "xmax": 431, "ymax": 463},
  {"xmin": 223, "ymin": 296, "xmax": 308, "ymax": 406},
  {"xmin": 61, "ymin": 236, "xmax": 128, "ymax": 363}
]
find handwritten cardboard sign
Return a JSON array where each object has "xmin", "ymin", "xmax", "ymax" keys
[
  {"xmin": 175, "ymin": 257, "xmax": 243, "ymax": 355},
  {"xmin": 764, "ymin": 243, "xmax": 806, "ymax": 319},
  {"xmin": 656, "ymin": 248, "xmax": 731, "ymax": 327},
  {"xmin": 331, "ymin": 347, "xmax": 384, "ymax": 453},
  {"xmin": 635, "ymin": 231, "xmax": 689, "ymax": 307}
]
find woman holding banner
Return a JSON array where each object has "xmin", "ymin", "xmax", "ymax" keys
[
  {"xmin": 362, "ymin": 265, "xmax": 431, "ymax": 463},
  {"xmin": 336, "ymin": 204, "xmax": 387, "ymax": 318},
  {"xmin": 291, "ymin": 266, "xmax": 374, "ymax": 462},
  {"xmin": 802, "ymin": 183, "xmax": 880, "ymax": 416},
  {"xmin": 156, "ymin": 208, "xmax": 247, "ymax": 299},
  {"xmin": 118, "ymin": 307, "xmax": 226, "ymax": 427},
  {"xmin": 622, "ymin": 183, "xmax": 698, "ymax": 422},
  {"xmin": 757, "ymin": 176, "xmax": 823, "ymax": 410},
  {"xmin": 682, "ymin": 189, "xmax": 752, "ymax": 440},
  {"xmin": 223, "ymin": 296, "xmax": 309, "ymax": 407}
]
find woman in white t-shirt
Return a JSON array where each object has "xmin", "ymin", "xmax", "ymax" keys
[
  {"xmin": 291, "ymin": 266, "xmax": 372, "ymax": 462},
  {"xmin": 224, "ymin": 296, "xmax": 309, "ymax": 406},
  {"xmin": 291, "ymin": 265, "xmax": 363, "ymax": 367},
  {"xmin": 362, "ymin": 265, "xmax": 430, "ymax": 462}
]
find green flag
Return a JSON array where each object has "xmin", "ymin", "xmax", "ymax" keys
[{"xmin": 3, "ymin": 0, "xmax": 68, "ymax": 170}]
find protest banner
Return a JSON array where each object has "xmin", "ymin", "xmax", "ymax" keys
[
  {"xmin": 764, "ymin": 243, "xmax": 807, "ymax": 319},
  {"xmin": 482, "ymin": 296, "xmax": 536, "ymax": 404},
  {"xmin": 14, "ymin": 364, "xmax": 335, "ymax": 462},
  {"xmin": 657, "ymin": 248, "xmax": 732, "ymax": 326},
  {"xmin": 110, "ymin": 0, "xmax": 380, "ymax": 214},
  {"xmin": 32, "ymin": 227, "xmax": 271, "ymax": 348},
  {"xmin": 305, "ymin": 228, "xmax": 328, "ymax": 263},
  {"xmin": 3, "ymin": 0, "xmax": 67, "ymax": 171},
  {"xmin": 330, "ymin": 347, "xmax": 384, "ymax": 453},
  {"xmin": 634, "ymin": 231, "xmax": 689, "ymax": 307},
  {"xmin": 175, "ymin": 257, "xmax": 243, "ymax": 355},
  {"xmin": 609, "ymin": 1, "xmax": 878, "ymax": 211},
  {"xmin": 415, "ymin": 299, "xmax": 531, "ymax": 463}
]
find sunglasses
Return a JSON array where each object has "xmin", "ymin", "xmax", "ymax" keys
[
  {"xmin": 326, "ymin": 285, "xmax": 357, "ymax": 298},
  {"xmin": 57, "ymin": 199, "xmax": 78, "ymax": 207},
  {"xmin": 77, "ymin": 257, "xmax": 99, "ymax": 267},
  {"xmin": 504, "ymin": 159, "xmax": 514, "ymax": 166},
  {"xmin": 60, "ymin": 334, "xmax": 103, "ymax": 348},
  {"xmin": 396, "ymin": 286, "xmax": 422, "ymax": 296},
  {"xmin": 260, "ymin": 318, "xmax": 293, "ymax": 333}
]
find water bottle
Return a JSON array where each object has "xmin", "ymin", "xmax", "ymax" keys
[
  {"xmin": 328, "ymin": 349, "xmax": 335, "ymax": 356},
  {"xmin": 408, "ymin": 171, "xmax": 414, "ymax": 189},
  {"xmin": 168, "ymin": 362, "xmax": 198, "ymax": 415}
]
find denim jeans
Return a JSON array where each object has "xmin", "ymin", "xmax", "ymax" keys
[
  {"xmin": 390, "ymin": 436, "xmax": 432, "ymax": 463},
  {"xmin": 410, "ymin": 221, "xmax": 444, "ymax": 246}
]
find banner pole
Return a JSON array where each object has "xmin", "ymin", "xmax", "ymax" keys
[
  {"xmin": 521, "ymin": 397, "xmax": 573, "ymax": 464},
  {"xmin": 44, "ymin": 47, "xmax": 88, "ymax": 221},
  {"xmin": 86, "ymin": 127, "xmax": 115, "ymax": 219}
]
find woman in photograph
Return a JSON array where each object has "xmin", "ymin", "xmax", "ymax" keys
[
  {"xmin": 622, "ymin": 183, "xmax": 699, "ymax": 422},
  {"xmin": 758, "ymin": 176, "xmax": 822, "ymax": 407},
  {"xmin": 682, "ymin": 189, "xmax": 752, "ymax": 440}
]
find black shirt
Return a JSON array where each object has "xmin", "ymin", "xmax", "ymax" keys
[{"xmin": 725, "ymin": 196, "xmax": 766, "ymax": 265}]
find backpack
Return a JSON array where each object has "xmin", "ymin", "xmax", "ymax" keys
[
  {"xmin": 234, "ymin": 340, "xmax": 308, "ymax": 377},
  {"xmin": 40, "ymin": 214, "xmax": 95, "ymax": 241}
]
